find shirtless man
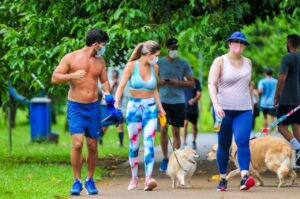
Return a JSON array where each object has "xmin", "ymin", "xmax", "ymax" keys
[{"xmin": 52, "ymin": 29, "xmax": 111, "ymax": 195}]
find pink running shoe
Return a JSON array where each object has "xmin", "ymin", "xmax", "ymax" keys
[
  {"xmin": 128, "ymin": 177, "xmax": 138, "ymax": 190},
  {"xmin": 144, "ymin": 177, "xmax": 157, "ymax": 191}
]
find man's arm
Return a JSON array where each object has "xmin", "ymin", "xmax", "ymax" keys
[
  {"xmin": 98, "ymin": 58, "xmax": 111, "ymax": 94},
  {"xmin": 51, "ymin": 54, "xmax": 86, "ymax": 84},
  {"xmin": 274, "ymin": 74, "xmax": 287, "ymax": 107},
  {"xmin": 169, "ymin": 76, "xmax": 194, "ymax": 88}
]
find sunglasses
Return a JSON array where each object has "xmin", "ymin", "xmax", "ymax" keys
[{"xmin": 230, "ymin": 39, "xmax": 246, "ymax": 45}]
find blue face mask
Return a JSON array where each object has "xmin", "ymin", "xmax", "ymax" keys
[{"xmin": 96, "ymin": 45, "xmax": 106, "ymax": 56}]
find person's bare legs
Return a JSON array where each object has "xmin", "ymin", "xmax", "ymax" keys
[
  {"xmin": 71, "ymin": 134, "xmax": 84, "ymax": 179},
  {"xmin": 172, "ymin": 126, "xmax": 181, "ymax": 149},
  {"xmin": 86, "ymin": 137, "xmax": 98, "ymax": 179},
  {"xmin": 278, "ymin": 125, "xmax": 294, "ymax": 141},
  {"xmin": 160, "ymin": 124, "xmax": 169, "ymax": 158},
  {"xmin": 117, "ymin": 123, "xmax": 124, "ymax": 146},
  {"xmin": 263, "ymin": 113, "xmax": 268, "ymax": 128},
  {"xmin": 192, "ymin": 122, "xmax": 198, "ymax": 142},
  {"xmin": 292, "ymin": 124, "xmax": 300, "ymax": 142},
  {"xmin": 183, "ymin": 120, "xmax": 189, "ymax": 145}
]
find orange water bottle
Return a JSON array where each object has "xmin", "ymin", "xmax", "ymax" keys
[{"xmin": 213, "ymin": 116, "xmax": 222, "ymax": 132}]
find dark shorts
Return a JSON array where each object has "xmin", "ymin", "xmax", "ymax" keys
[
  {"xmin": 162, "ymin": 103, "xmax": 185, "ymax": 127},
  {"xmin": 67, "ymin": 100, "xmax": 101, "ymax": 138},
  {"xmin": 185, "ymin": 107, "xmax": 199, "ymax": 124},
  {"xmin": 262, "ymin": 107, "xmax": 276, "ymax": 117},
  {"xmin": 277, "ymin": 105, "xmax": 300, "ymax": 125}
]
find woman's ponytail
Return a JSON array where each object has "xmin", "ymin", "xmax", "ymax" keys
[{"xmin": 129, "ymin": 43, "xmax": 144, "ymax": 62}]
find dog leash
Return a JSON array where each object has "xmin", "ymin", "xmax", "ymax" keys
[
  {"xmin": 159, "ymin": 114, "xmax": 188, "ymax": 172},
  {"xmin": 167, "ymin": 135, "xmax": 188, "ymax": 172},
  {"xmin": 257, "ymin": 104, "xmax": 300, "ymax": 137}
]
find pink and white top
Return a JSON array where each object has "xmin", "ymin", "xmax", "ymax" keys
[{"xmin": 217, "ymin": 55, "xmax": 252, "ymax": 110}]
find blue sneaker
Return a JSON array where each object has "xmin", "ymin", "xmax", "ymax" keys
[
  {"xmin": 84, "ymin": 178, "xmax": 99, "ymax": 195},
  {"xmin": 70, "ymin": 179, "xmax": 83, "ymax": 195},
  {"xmin": 159, "ymin": 158, "xmax": 168, "ymax": 172},
  {"xmin": 217, "ymin": 178, "xmax": 228, "ymax": 191}
]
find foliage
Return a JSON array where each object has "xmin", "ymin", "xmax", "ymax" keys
[
  {"xmin": 0, "ymin": 0, "xmax": 298, "ymax": 110},
  {"xmin": 242, "ymin": 14, "xmax": 300, "ymax": 83}
]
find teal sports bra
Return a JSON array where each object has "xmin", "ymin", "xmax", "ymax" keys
[{"xmin": 129, "ymin": 60, "xmax": 157, "ymax": 91}]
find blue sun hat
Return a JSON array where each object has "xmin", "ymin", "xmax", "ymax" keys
[{"xmin": 226, "ymin": 31, "xmax": 249, "ymax": 46}]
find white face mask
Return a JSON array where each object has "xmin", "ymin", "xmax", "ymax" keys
[
  {"xmin": 149, "ymin": 56, "xmax": 158, "ymax": 65},
  {"xmin": 169, "ymin": 50, "xmax": 178, "ymax": 59},
  {"xmin": 96, "ymin": 45, "xmax": 106, "ymax": 56}
]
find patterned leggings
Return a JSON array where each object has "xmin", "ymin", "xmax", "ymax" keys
[{"xmin": 126, "ymin": 97, "xmax": 157, "ymax": 178}]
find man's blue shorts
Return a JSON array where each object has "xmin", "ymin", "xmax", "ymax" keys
[{"xmin": 67, "ymin": 100, "xmax": 101, "ymax": 139}]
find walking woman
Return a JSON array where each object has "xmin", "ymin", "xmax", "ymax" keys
[
  {"xmin": 208, "ymin": 32, "xmax": 255, "ymax": 191},
  {"xmin": 115, "ymin": 40, "xmax": 166, "ymax": 191}
]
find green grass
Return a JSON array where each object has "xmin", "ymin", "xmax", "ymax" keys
[{"xmin": 0, "ymin": 108, "xmax": 128, "ymax": 199}]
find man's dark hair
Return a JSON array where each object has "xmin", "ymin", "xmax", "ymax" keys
[
  {"xmin": 86, "ymin": 29, "xmax": 109, "ymax": 46},
  {"xmin": 287, "ymin": 34, "xmax": 300, "ymax": 48},
  {"xmin": 265, "ymin": 68, "xmax": 273, "ymax": 76}
]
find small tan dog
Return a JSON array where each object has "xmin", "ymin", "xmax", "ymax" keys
[
  {"xmin": 207, "ymin": 136, "xmax": 297, "ymax": 187},
  {"xmin": 166, "ymin": 147, "xmax": 199, "ymax": 188}
]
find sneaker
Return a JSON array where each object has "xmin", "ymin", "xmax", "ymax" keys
[
  {"xmin": 128, "ymin": 177, "xmax": 138, "ymax": 190},
  {"xmin": 159, "ymin": 158, "xmax": 168, "ymax": 172},
  {"xmin": 240, "ymin": 175, "xmax": 255, "ymax": 191},
  {"xmin": 216, "ymin": 178, "xmax": 228, "ymax": 191},
  {"xmin": 192, "ymin": 141, "xmax": 197, "ymax": 150},
  {"xmin": 144, "ymin": 177, "xmax": 157, "ymax": 191},
  {"xmin": 84, "ymin": 178, "xmax": 99, "ymax": 195},
  {"xmin": 70, "ymin": 179, "xmax": 83, "ymax": 195}
]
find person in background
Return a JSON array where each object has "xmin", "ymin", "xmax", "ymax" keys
[
  {"xmin": 114, "ymin": 40, "xmax": 166, "ymax": 191},
  {"xmin": 99, "ymin": 70, "xmax": 125, "ymax": 146},
  {"xmin": 251, "ymin": 81, "xmax": 260, "ymax": 130},
  {"xmin": 157, "ymin": 38, "xmax": 194, "ymax": 172},
  {"xmin": 51, "ymin": 28, "xmax": 112, "ymax": 195},
  {"xmin": 183, "ymin": 78, "xmax": 202, "ymax": 149},
  {"xmin": 274, "ymin": 34, "xmax": 300, "ymax": 168},
  {"xmin": 258, "ymin": 69, "xmax": 277, "ymax": 129},
  {"xmin": 208, "ymin": 31, "xmax": 255, "ymax": 191}
]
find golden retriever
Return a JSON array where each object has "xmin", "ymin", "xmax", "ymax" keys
[
  {"xmin": 166, "ymin": 147, "xmax": 199, "ymax": 188},
  {"xmin": 207, "ymin": 136, "xmax": 297, "ymax": 187}
]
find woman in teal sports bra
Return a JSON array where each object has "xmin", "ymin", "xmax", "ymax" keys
[{"xmin": 115, "ymin": 40, "xmax": 166, "ymax": 191}]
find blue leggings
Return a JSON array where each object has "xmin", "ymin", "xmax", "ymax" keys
[{"xmin": 216, "ymin": 110, "xmax": 253, "ymax": 174}]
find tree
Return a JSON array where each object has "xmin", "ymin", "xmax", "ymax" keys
[{"xmin": 0, "ymin": 0, "xmax": 298, "ymax": 118}]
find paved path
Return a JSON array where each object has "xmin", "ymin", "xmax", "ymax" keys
[{"xmin": 71, "ymin": 132, "xmax": 300, "ymax": 199}]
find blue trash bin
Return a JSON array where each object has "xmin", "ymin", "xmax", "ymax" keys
[{"xmin": 29, "ymin": 97, "xmax": 51, "ymax": 141}]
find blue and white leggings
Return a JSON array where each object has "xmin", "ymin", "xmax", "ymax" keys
[
  {"xmin": 126, "ymin": 97, "xmax": 157, "ymax": 178},
  {"xmin": 215, "ymin": 110, "xmax": 253, "ymax": 175}
]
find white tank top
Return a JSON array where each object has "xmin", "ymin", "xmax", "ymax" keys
[{"xmin": 217, "ymin": 55, "xmax": 252, "ymax": 110}]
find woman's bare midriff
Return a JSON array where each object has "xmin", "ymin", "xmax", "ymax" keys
[{"xmin": 130, "ymin": 90, "xmax": 154, "ymax": 99}]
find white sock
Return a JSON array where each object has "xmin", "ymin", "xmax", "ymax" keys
[
  {"xmin": 220, "ymin": 174, "xmax": 226, "ymax": 179},
  {"xmin": 290, "ymin": 138, "xmax": 300, "ymax": 150},
  {"xmin": 241, "ymin": 170, "xmax": 248, "ymax": 178}
]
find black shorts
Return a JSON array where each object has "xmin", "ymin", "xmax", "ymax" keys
[
  {"xmin": 262, "ymin": 108, "xmax": 276, "ymax": 117},
  {"xmin": 185, "ymin": 108, "xmax": 199, "ymax": 124},
  {"xmin": 277, "ymin": 105, "xmax": 300, "ymax": 125},
  {"xmin": 162, "ymin": 103, "xmax": 185, "ymax": 127}
]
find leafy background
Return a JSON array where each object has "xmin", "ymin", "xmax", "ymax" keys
[{"xmin": 0, "ymin": 0, "xmax": 299, "ymax": 122}]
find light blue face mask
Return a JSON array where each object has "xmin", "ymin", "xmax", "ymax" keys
[{"xmin": 96, "ymin": 45, "xmax": 106, "ymax": 56}]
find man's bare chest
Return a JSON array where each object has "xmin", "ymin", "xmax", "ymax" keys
[{"xmin": 70, "ymin": 59, "xmax": 102, "ymax": 76}]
